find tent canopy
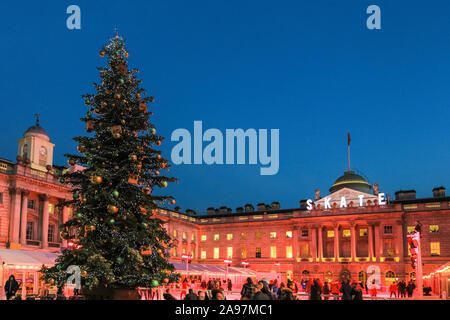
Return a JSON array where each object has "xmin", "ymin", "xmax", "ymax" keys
[
  {"xmin": 171, "ymin": 262, "xmax": 257, "ymax": 276},
  {"xmin": 0, "ymin": 249, "xmax": 58, "ymax": 267}
]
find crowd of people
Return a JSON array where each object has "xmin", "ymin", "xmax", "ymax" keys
[{"xmin": 161, "ymin": 277, "xmax": 420, "ymax": 301}]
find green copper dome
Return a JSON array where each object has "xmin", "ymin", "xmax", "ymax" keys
[{"xmin": 329, "ymin": 171, "xmax": 372, "ymax": 194}]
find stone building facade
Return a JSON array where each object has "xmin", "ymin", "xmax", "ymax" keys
[
  {"xmin": 157, "ymin": 172, "xmax": 450, "ymax": 286},
  {"xmin": 0, "ymin": 119, "xmax": 71, "ymax": 252}
]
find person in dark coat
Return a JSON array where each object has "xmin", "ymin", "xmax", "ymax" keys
[
  {"xmin": 322, "ymin": 282, "xmax": 330, "ymax": 300},
  {"xmin": 4, "ymin": 275, "xmax": 20, "ymax": 300},
  {"xmin": 279, "ymin": 282, "xmax": 295, "ymax": 300},
  {"xmin": 163, "ymin": 289, "xmax": 177, "ymax": 300},
  {"xmin": 352, "ymin": 282, "xmax": 363, "ymax": 300},
  {"xmin": 340, "ymin": 279, "xmax": 353, "ymax": 301},
  {"xmin": 227, "ymin": 279, "xmax": 232, "ymax": 292},
  {"xmin": 253, "ymin": 281, "xmax": 271, "ymax": 300},
  {"xmin": 310, "ymin": 279, "xmax": 322, "ymax": 300},
  {"xmin": 406, "ymin": 281, "xmax": 415, "ymax": 298},
  {"xmin": 184, "ymin": 288, "xmax": 199, "ymax": 300},
  {"xmin": 240, "ymin": 277, "xmax": 254, "ymax": 300}
]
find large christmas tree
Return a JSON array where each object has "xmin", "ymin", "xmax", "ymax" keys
[{"xmin": 41, "ymin": 33, "xmax": 177, "ymax": 291}]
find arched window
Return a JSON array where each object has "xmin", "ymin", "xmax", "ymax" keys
[
  {"xmin": 302, "ymin": 270, "xmax": 310, "ymax": 280},
  {"xmin": 324, "ymin": 271, "xmax": 333, "ymax": 283},
  {"xmin": 340, "ymin": 269, "xmax": 351, "ymax": 281},
  {"xmin": 385, "ymin": 271, "xmax": 396, "ymax": 286},
  {"xmin": 358, "ymin": 270, "xmax": 367, "ymax": 284},
  {"xmin": 22, "ymin": 144, "xmax": 29, "ymax": 160}
]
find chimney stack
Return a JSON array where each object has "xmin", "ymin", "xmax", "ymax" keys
[
  {"xmin": 257, "ymin": 203, "xmax": 266, "ymax": 211},
  {"xmin": 432, "ymin": 186, "xmax": 446, "ymax": 198},
  {"xmin": 271, "ymin": 201, "xmax": 280, "ymax": 210},
  {"xmin": 395, "ymin": 190, "xmax": 416, "ymax": 201},
  {"xmin": 244, "ymin": 204, "xmax": 254, "ymax": 212}
]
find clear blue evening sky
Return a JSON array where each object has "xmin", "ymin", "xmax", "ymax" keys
[{"xmin": 1, "ymin": 1, "xmax": 450, "ymax": 213}]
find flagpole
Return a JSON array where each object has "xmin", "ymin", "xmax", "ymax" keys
[
  {"xmin": 347, "ymin": 144, "xmax": 350, "ymax": 172},
  {"xmin": 347, "ymin": 132, "xmax": 351, "ymax": 172}
]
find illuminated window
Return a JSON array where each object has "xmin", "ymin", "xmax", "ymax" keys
[
  {"xmin": 383, "ymin": 226, "xmax": 393, "ymax": 234},
  {"xmin": 385, "ymin": 271, "xmax": 396, "ymax": 286},
  {"xmin": 301, "ymin": 230, "xmax": 309, "ymax": 237},
  {"xmin": 201, "ymin": 235, "xmax": 207, "ymax": 241},
  {"xmin": 270, "ymin": 232, "xmax": 277, "ymax": 239},
  {"xmin": 227, "ymin": 247, "xmax": 233, "ymax": 259},
  {"xmin": 191, "ymin": 248, "xmax": 195, "ymax": 259},
  {"xmin": 343, "ymin": 229, "xmax": 351, "ymax": 237},
  {"xmin": 68, "ymin": 207, "xmax": 73, "ymax": 217},
  {"xmin": 213, "ymin": 248, "xmax": 219, "ymax": 259},
  {"xmin": 407, "ymin": 226, "xmax": 416, "ymax": 234},
  {"xmin": 359, "ymin": 228, "xmax": 368, "ymax": 237},
  {"xmin": 241, "ymin": 233, "xmax": 247, "ymax": 240},
  {"xmin": 214, "ymin": 234, "xmax": 219, "ymax": 241},
  {"xmin": 241, "ymin": 247, "xmax": 247, "ymax": 259},
  {"xmin": 201, "ymin": 250, "xmax": 206, "ymax": 259},
  {"xmin": 431, "ymin": 242, "xmax": 440, "ymax": 256},
  {"xmin": 172, "ymin": 247, "xmax": 177, "ymax": 257},
  {"xmin": 182, "ymin": 247, "xmax": 186, "ymax": 254},
  {"xmin": 182, "ymin": 232, "xmax": 187, "ymax": 240},
  {"xmin": 325, "ymin": 271, "xmax": 333, "ymax": 283},
  {"xmin": 358, "ymin": 271, "xmax": 367, "ymax": 283},
  {"xmin": 387, "ymin": 249, "xmax": 394, "ymax": 257},
  {"xmin": 48, "ymin": 204, "xmax": 54, "ymax": 214},
  {"xmin": 270, "ymin": 246, "xmax": 277, "ymax": 258},
  {"xmin": 227, "ymin": 233, "xmax": 233, "ymax": 240},
  {"xmin": 255, "ymin": 232, "xmax": 261, "ymax": 240},
  {"xmin": 286, "ymin": 231, "xmax": 293, "ymax": 238},
  {"xmin": 430, "ymin": 225, "xmax": 439, "ymax": 233},
  {"xmin": 300, "ymin": 244, "xmax": 309, "ymax": 258},
  {"xmin": 327, "ymin": 230, "xmax": 335, "ymax": 238},
  {"xmin": 256, "ymin": 247, "xmax": 262, "ymax": 258},
  {"xmin": 173, "ymin": 230, "xmax": 177, "ymax": 237},
  {"xmin": 192, "ymin": 233, "xmax": 195, "ymax": 241},
  {"xmin": 286, "ymin": 246, "xmax": 293, "ymax": 258}
]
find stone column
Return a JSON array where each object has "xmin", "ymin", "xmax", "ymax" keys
[
  {"xmin": 334, "ymin": 224, "xmax": 340, "ymax": 261},
  {"xmin": 8, "ymin": 188, "xmax": 22, "ymax": 244},
  {"xmin": 40, "ymin": 195, "xmax": 49, "ymax": 249},
  {"xmin": 292, "ymin": 227, "xmax": 299, "ymax": 261},
  {"xmin": 318, "ymin": 226, "xmax": 323, "ymax": 261},
  {"xmin": 311, "ymin": 227, "xmax": 318, "ymax": 261},
  {"xmin": 351, "ymin": 223, "xmax": 357, "ymax": 262},
  {"xmin": 20, "ymin": 190, "xmax": 30, "ymax": 246},
  {"xmin": 62, "ymin": 205, "xmax": 70, "ymax": 247},
  {"xmin": 368, "ymin": 224, "xmax": 374, "ymax": 261},
  {"xmin": 395, "ymin": 221, "xmax": 404, "ymax": 262},
  {"xmin": 178, "ymin": 233, "xmax": 182, "ymax": 257},
  {"xmin": 374, "ymin": 223, "xmax": 381, "ymax": 260}
]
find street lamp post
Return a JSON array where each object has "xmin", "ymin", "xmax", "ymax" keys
[
  {"xmin": 182, "ymin": 255, "xmax": 192, "ymax": 278},
  {"xmin": 224, "ymin": 259, "xmax": 232, "ymax": 282},
  {"xmin": 275, "ymin": 262, "xmax": 281, "ymax": 282}
]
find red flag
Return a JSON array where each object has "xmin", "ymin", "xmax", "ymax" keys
[{"xmin": 347, "ymin": 132, "xmax": 351, "ymax": 146}]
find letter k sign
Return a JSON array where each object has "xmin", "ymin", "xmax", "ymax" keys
[{"xmin": 324, "ymin": 198, "xmax": 332, "ymax": 209}]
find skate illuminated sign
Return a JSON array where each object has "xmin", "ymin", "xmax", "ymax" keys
[{"xmin": 305, "ymin": 193, "xmax": 387, "ymax": 211}]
